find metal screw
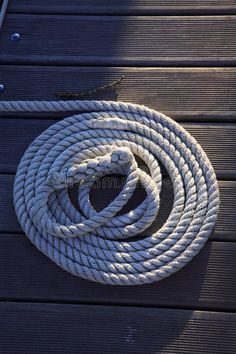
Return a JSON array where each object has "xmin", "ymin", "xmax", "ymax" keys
[
  {"xmin": 11, "ymin": 32, "xmax": 21, "ymax": 41},
  {"xmin": 0, "ymin": 84, "xmax": 5, "ymax": 93}
]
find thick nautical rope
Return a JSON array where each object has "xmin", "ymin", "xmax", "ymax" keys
[
  {"xmin": 0, "ymin": 100, "xmax": 219, "ymax": 285},
  {"xmin": 0, "ymin": 0, "xmax": 10, "ymax": 30}
]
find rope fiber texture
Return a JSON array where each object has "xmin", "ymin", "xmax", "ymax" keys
[{"xmin": 1, "ymin": 100, "xmax": 219, "ymax": 285}]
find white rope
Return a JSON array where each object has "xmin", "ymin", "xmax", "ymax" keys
[
  {"xmin": 1, "ymin": 100, "xmax": 219, "ymax": 285},
  {"xmin": 0, "ymin": 0, "xmax": 9, "ymax": 31}
]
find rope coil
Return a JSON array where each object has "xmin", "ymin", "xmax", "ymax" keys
[{"xmin": 0, "ymin": 100, "xmax": 219, "ymax": 285}]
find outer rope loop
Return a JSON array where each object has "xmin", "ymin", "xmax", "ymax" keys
[{"xmin": 0, "ymin": 99, "xmax": 219, "ymax": 285}]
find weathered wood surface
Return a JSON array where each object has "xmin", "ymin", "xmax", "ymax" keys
[
  {"xmin": 0, "ymin": 15, "xmax": 235, "ymax": 65},
  {"xmin": 8, "ymin": 0, "xmax": 236, "ymax": 15},
  {"xmin": 1, "ymin": 303, "xmax": 236, "ymax": 354},
  {"xmin": 0, "ymin": 2, "xmax": 235, "ymax": 353},
  {"xmin": 0, "ymin": 66, "xmax": 235, "ymax": 121},
  {"xmin": 0, "ymin": 119, "xmax": 235, "ymax": 178}
]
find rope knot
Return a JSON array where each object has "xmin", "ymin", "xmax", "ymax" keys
[
  {"xmin": 110, "ymin": 147, "xmax": 133, "ymax": 164},
  {"xmin": 46, "ymin": 147, "xmax": 135, "ymax": 190},
  {"xmin": 33, "ymin": 145, "xmax": 160, "ymax": 241}
]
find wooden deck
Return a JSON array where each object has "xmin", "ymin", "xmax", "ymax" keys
[{"xmin": 0, "ymin": 1, "xmax": 236, "ymax": 353}]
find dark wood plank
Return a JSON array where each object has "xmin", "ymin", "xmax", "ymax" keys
[
  {"xmin": 0, "ymin": 174, "xmax": 235, "ymax": 240},
  {"xmin": 0, "ymin": 15, "xmax": 235, "ymax": 66},
  {"xmin": 8, "ymin": 0, "xmax": 236, "ymax": 15},
  {"xmin": 0, "ymin": 119, "xmax": 235, "ymax": 179},
  {"xmin": 0, "ymin": 66, "xmax": 236, "ymax": 121},
  {"xmin": 1, "ymin": 305, "xmax": 236, "ymax": 354},
  {"xmin": 1, "ymin": 304, "xmax": 236, "ymax": 354},
  {"xmin": 1, "ymin": 235, "xmax": 236, "ymax": 310}
]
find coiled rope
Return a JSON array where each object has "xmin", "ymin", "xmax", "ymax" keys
[{"xmin": 1, "ymin": 100, "xmax": 219, "ymax": 285}]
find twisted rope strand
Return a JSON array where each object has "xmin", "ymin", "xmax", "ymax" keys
[{"xmin": 1, "ymin": 100, "xmax": 219, "ymax": 285}]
